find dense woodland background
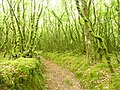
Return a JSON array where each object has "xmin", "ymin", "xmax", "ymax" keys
[
  {"xmin": 0, "ymin": 0, "xmax": 120, "ymax": 71},
  {"xmin": 0, "ymin": 0, "xmax": 120, "ymax": 89}
]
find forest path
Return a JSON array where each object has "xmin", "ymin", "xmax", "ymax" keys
[{"xmin": 40, "ymin": 56, "xmax": 81, "ymax": 90}]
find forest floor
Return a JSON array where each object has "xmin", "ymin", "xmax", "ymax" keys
[{"xmin": 40, "ymin": 56, "xmax": 81, "ymax": 90}]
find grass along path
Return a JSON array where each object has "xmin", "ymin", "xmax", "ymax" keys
[
  {"xmin": 41, "ymin": 52, "xmax": 120, "ymax": 89},
  {"xmin": 40, "ymin": 56, "xmax": 81, "ymax": 90}
]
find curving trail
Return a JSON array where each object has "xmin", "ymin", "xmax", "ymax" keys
[{"xmin": 40, "ymin": 57, "xmax": 81, "ymax": 90}]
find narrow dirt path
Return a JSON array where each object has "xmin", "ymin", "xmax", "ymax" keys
[{"xmin": 40, "ymin": 56, "xmax": 81, "ymax": 90}]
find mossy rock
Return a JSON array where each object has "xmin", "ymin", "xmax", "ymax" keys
[{"xmin": 0, "ymin": 57, "xmax": 45, "ymax": 90}]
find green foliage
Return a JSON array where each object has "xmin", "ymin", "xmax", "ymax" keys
[
  {"xmin": 42, "ymin": 52, "xmax": 120, "ymax": 90},
  {"xmin": 0, "ymin": 0, "xmax": 119, "ymax": 63},
  {"xmin": 0, "ymin": 0, "xmax": 119, "ymax": 90},
  {"xmin": 0, "ymin": 0, "xmax": 120, "ymax": 89},
  {"xmin": 0, "ymin": 57, "xmax": 45, "ymax": 90}
]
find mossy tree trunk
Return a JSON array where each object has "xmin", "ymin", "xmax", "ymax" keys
[
  {"xmin": 0, "ymin": 0, "xmax": 44, "ymax": 58},
  {"xmin": 75, "ymin": 0, "xmax": 94, "ymax": 64},
  {"xmin": 75, "ymin": 0, "xmax": 114, "ymax": 72}
]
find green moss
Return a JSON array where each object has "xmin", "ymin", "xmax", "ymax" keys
[{"xmin": 0, "ymin": 57, "xmax": 45, "ymax": 90}]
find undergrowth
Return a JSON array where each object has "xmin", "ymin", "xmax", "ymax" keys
[
  {"xmin": 0, "ymin": 57, "xmax": 45, "ymax": 90},
  {"xmin": 42, "ymin": 51, "xmax": 120, "ymax": 90}
]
